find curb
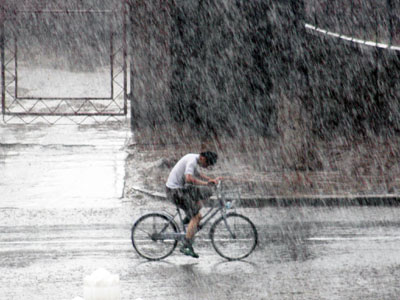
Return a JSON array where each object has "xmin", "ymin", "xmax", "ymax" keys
[
  {"xmin": 241, "ymin": 195, "xmax": 400, "ymax": 207},
  {"xmin": 130, "ymin": 186, "xmax": 400, "ymax": 207}
]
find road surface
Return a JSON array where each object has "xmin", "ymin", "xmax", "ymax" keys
[
  {"xmin": 1, "ymin": 203, "xmax": 400, "ymax": 300},
  {"xmin": 1, "ymin": 124, "xmax": 399, "ymax": 299}
]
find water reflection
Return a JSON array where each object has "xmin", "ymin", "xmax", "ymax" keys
[{"xmin": 211, "ymin": 259, "xmax": 258, "ymax": 275}]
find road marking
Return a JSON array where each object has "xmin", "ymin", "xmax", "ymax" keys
[
  {"xmin": 0, "ymin": 239, "xmax": 131, "ymax": 245},
  {"xmin": 308, "ymin": 236, "xmax": 400, "ymax": 241}
]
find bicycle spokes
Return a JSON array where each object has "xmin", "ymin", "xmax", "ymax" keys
[
  {"xmin": 131, "ymin": 213, "xmax": 179, "ymax": 260},
  {"xmin": 210, "ymin": 213, "xmax": 258, "ymax": 260}
]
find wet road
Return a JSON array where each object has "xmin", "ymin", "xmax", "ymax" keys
[
  {"xmin": 0, "ymin": 124, "xmax": 127, "ymax": 208},
  {"xmin": 1, "ymin": 204, "xmax": 400, "ymax": 300},
  {"xmin": 1, "ymin": 124, "xmax": 400, "ymax": 299}
]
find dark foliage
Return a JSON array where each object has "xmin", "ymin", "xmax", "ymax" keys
[{"xmin": 168, "ymin": 0, "xmax": 399, "ymax": 138}]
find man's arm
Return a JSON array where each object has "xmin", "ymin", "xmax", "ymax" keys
[
  {"xmin": 198, "ymin": 172, "xmax": 214, "ymax": 182},
  {"xmin": 185, "ymin": 173, "xmax": 223, "ymax": 185},
  {"xmin": 185, "ymin": 174, "xmax": 209, "ymax": 186}
]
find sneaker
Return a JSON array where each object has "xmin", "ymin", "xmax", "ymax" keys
[{"xmin": 180, "ymin": 245, "xmax": 199, "ymax": 258}]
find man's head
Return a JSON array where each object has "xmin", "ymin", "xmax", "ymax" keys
[{"xmin": 199, "ymin": 151, "xmax": 218, "ymax": 168}]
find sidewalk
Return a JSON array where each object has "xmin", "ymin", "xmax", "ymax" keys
[
  {"xmin": 0, "ymin": 124, "xmax": 128, "ymax": 208},
  {"xmin": 124, "ymin": 126, "xmax": 400, "ymax": 206}
]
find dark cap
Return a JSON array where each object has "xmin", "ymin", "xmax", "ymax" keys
[{"xmin": 200, "ymin": 151, "xmax": 218, "ymax": 166}]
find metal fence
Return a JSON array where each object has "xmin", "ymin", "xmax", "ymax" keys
[{"xmin": 0, "ymin": 0, "xmax": 128, "ymax": 125}]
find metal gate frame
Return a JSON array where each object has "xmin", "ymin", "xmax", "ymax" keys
[{"xmin": 0, "ymin": 1, "xmax": 128, "ymax": 124}]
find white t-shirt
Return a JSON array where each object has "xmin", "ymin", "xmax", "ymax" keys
[{"xmin": 166, "ymin": 154, "xmax": 200, "ymax": 189}]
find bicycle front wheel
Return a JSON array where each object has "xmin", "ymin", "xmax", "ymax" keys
[
  {"xmin": 131, "ymin": 213, "xmax": 178, "ymax": 260},
  {"xmin": 210, "ymin": 213, "xmax": 258, "ymax": 260}
]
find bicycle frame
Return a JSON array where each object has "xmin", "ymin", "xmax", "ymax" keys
[
  {"xmin": 198, "ymin": 205, "xmax": 225, "ymax": 230},
  {"xmin": 154, "ymin": 182, "xmax": 238, "ymax": 241},
  {"xmin": 164, "ymin": 204, "xmax": 224, "ymax": 234},
  {"xmin": 131, "ymin": 181, "xmax": 258, "ymax": 261}
]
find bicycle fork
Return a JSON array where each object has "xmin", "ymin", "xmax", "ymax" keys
[{"xmin": 222, "ymin": 214, "xmax": 237, "ymax": 239}]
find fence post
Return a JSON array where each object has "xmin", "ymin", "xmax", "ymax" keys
[
  {"xmin": 123, "ymin": 0, "xmax": 128, "ymax": 117},
  {"xmin": 0, "ymin": 5, "xmax": 4, "ymax": 116},
  {"xmin": 128, "ymin": 0, "xmax": 135, "ymax": 131}
]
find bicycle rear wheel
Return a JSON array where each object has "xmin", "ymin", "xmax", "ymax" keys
[
  {"xmin": 131, "ymin": 213, "xmax": 179, "ymax": 260},
  {"xmin": 210, "ymin": 213, "xmax": 258, "ymax": 260}
]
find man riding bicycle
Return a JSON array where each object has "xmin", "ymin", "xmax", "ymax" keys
[{"xmin": 165, "ymin": 151, "xmax": 221, "ymax": 258}]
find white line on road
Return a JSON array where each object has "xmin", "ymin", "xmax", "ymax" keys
[
  {"xmin": 0, "ymin": 239, "xmax": 131, "ymax": 245},
  {"xmin": 2, "ymin": 236, "xmax": 399, "ymax": 247},
  {"xmin": 308, "ymin": 236, "xmax": 400, "ymax": 242}
]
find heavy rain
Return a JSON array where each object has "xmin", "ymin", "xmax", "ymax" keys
[{"xmin": 0, "ymin": 0, "xmax": 400, "ymax": 299}]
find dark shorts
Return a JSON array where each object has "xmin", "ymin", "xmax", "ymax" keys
[{"xmin": 166, "ymin": 185, "xmax": 213, "ymax": 218}]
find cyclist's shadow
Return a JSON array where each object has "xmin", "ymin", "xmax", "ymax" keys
[{"xmin": 211, "ymin": 259, "xmax": 258, "ymax": 275}]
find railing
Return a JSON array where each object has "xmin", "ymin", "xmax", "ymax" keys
[
  {"xmin": 0, "ymin": 1, "xmax": 128, "ymax": 125},
  {"xmin": 305, "ymin": 23, "xmax": 400, "ymax": 52},
  {"xmin": 305, "ymin": 0, "xmax": 398, "ymax": 48}
]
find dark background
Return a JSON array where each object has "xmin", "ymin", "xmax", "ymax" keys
[
  {"xmin": 166, "ymin": 0, "xmax": 400, "ymax": 139},
  {"xmin": 2, "ymin": 0, "xmax": 399, "ymax": 139}
]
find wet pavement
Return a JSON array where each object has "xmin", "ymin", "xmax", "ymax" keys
[
  {"xmin": 1, "ymin": 203, "xmax": 400, "ymax": 300},
  {"xmin": 1, "ymin": 124, "xmax": 400, "ymax": 299},
  {"xmin": 0, "ymin": 123, "xmax": 128, "ymax": 208}
]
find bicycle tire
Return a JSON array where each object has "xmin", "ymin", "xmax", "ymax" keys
[
  {"xmin": 210, "ymin": 213, "xmax": 258, "ymax": 260},
  {"xmin": 131, "ymin": 213, "xmax": 179, "ymax": 261}
]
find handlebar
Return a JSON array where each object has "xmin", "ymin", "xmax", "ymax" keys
[
  {"xmin": 216, "ymin": 180, "xmax": 222, "ymax": 189},
  {"xmin": 212, "ymin": 179, "xmax": 241, "ymax": 208}
]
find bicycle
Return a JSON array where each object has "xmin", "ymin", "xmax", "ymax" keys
[{"xmin": 131, "ymin": 181, "xmax": 258, "ymax": 261}]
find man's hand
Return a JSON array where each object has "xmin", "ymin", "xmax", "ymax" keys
[
  {"xmin": 186, "ymin": 174, "xmax": 223, "ymax": 186},
  {"xmin": 207, "ymin": 179, "xmax": 218, "ymax": 186}
]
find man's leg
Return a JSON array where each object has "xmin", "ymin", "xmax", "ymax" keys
[
  {"xmin": 184, "ymin": 186, "xmax": 211, "ymax": 240},
  {"xmin": 180, "ymin": 199, "xmax": 202, "ymax": 258},
  {"xmin": 186, "ymin": 211, "xmax": 201, "ymax": 240}
]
